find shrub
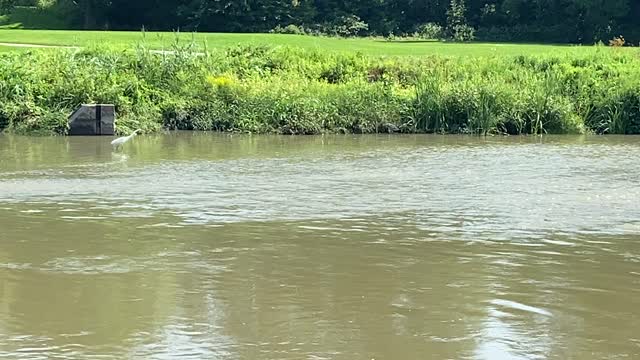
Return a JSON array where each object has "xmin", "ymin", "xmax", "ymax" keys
[
  {"xmin": 451, "ymin": 24, "xmax": 475, "ymax": 42},
  {"xmin": 417, "ymin": 23, "xmax": 443, "ymax": 40},
  {"xmin": 272, "ymin": 24, "xmax": 305, "ymax": 35},
  {"xmin": 609, "ymin": 36, "xmax": 625, "ymax": 47},
  {"xmin": 333, "ymin": 15, "xmax": 369, "ymax": 37}
]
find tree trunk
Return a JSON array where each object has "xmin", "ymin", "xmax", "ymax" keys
[{"xmin": 83, "ymin": 0, "xmax": 94, "ymax": 29}]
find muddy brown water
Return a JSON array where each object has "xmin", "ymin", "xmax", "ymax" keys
[{"xmin": 1, "ymin": 133, "xmax": 639, "ymax": 359}]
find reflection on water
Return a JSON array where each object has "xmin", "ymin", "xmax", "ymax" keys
[{"xmin": 1, "ymin": 133, "xmax": 639, "ymax": 359}]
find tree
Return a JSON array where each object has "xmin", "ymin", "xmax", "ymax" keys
[
  {"xmin": 446, "ymin": 0, "xmax": 474, "ymax": 41},
  {"xmin": 446, "ymin": 0, "xmax": 465, "ymax": 29},
  {"xmin": 1, "ymin": 0, "xmax": 638, "ymax": 43},
  {"xmin": 0, "ymin": 0, "xmax": 16, "ymax": 12},
  {"xmin": 69, "ymin": 0, "xmax": 113, "ymax": 29}
]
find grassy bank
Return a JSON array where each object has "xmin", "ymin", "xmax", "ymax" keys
[
  {"xmin": 0, "ymin": 29, "xmax": 608, "ymax": 57},
  {"xmin": 0, "ymin": 44, "xmax": 639, "ymax": 135}
]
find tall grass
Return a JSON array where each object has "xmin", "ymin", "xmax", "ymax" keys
[{"xmin": 0, "ymin": 43, "xmax": 638, "ymax": 135}]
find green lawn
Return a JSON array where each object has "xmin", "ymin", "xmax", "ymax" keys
[
  {"xmin": 0, "ymin": 44, "xmax": 32, "ymax": 52},
  {"xmin": 0, "ymin": 43, "xmax": 59, "ymax": 52},
  {"xmin": 0, "ymin": 29, "xmax": 612, "ymax": 57}
]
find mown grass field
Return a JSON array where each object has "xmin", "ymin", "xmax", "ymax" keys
[{"xmin": 0, "ymin": 29, "xmax": 605, "ymax": 57}]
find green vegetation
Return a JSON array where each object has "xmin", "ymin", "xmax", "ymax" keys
[
  {"xmin": 1, "ymin": 43, "xmax": 638, "ymax": 136},
  {"xmin": 0, "ymin": 29, "xmax": 589, "ymax": 57},
  {"xmin": 1, "ymin": 0, "xmax": 639, "ymax": 44},
  {"xmin": 0, "ymin": 5, "xmax": 71, "ymax": 29}
]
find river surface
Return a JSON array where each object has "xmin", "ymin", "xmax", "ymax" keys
[{"xmin": 0, "ymin": 133, "xmax": 639, "ymax": 360}]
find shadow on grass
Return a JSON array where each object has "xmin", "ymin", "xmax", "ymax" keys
[
  {"xmin": 376, "ymin": 39, "xmax": 580, "ymax": 47},
  {"xmin": 375, "ymin": 39, "xmax": 441, "ymax": 44}
]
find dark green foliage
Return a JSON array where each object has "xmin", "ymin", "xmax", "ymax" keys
[
  {"xmin": 332, "ymin": 15, "xmax": 369, "ymax": 37},
  {"xmin": 417, "ymin": 23, "xmax": 444, "ymax": 40},
  {"xmin": 272, "ymin": 24, "xmax": 306, "ymax": 35},
  {"xmin": 0, "ymin": 0, "xmax": 15, "ymax": 12},
  {"xmin": 1, "ymin": 0, "xmax": 639, "ymax": 44}
]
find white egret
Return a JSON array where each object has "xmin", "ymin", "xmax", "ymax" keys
[{"xmin": 111, "ymin": 129, "xmax": 141, "ymax": 149}]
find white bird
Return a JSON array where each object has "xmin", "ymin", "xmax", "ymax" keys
[{"xmin": 111, "ymin": 129, "xmax": 141, "ymax": 149}]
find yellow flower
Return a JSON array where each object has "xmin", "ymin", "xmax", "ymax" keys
[{"xmin": 206, "ymin": 75, "xmax": 234, "ymax": 88}]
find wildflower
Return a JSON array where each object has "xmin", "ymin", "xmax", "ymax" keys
[{"xmin": 206, "ymin": 75, "xmax": 234, "ymax": 88}]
